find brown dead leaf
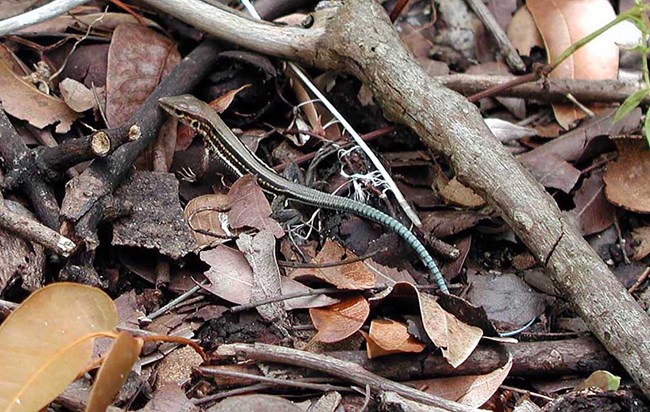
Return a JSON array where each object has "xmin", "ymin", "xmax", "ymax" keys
[
  {"xmin": 141, "ymin": 383, "xmax": 198, "ymax": 412},
  {"xmin": 310, "ymin": 295, "xmax": 370, "ymax": 343},
  {"xmin": 436, "ymin": 176, "xmax": 486, "ymax": 208},
  {"xmin": 86, "ymin": 332, "xmax": 143, "ymax": 412},
  {"xmin": 413, "ymin": 354, "xmax": 513, "ymax": 407},
  {"xmin": 59, "ymin": 78, "xmax": 96, "ymax": 113},
  {"xmin": 280, "ymin": 276, "xmax": 339, "ymax": 310},
  {"xmin": 375, "ymin": 282, "xmax": 482, "ymax": 367},
  {"xmin": 200, "ymin": 245, "xmax": 253, "ymax": 305},
  {"xmin": 290, "ymin": 239, "xmax": 376, "ymax": 290},
  {"xmin": 105, "ymin": 24, "xmax": 180, "ymax": 127},
  {"xmin": 183, "ymin": 194, "xmax": 232, "ymax": 248},
  {"xmin": 506, "ymin": 6, "xmax": 543, "ymax": 57},
  {"xmin": 364, "ymin": 319, "xmax": 426, "ymax": 359},
  {"xmin": 0, "ymin": 283, "xmax": 118, "ymax": 412},
  {"xmin": 527, "ymin": 0, "xmax": 618, "ymax": 128},
  {"xmin": 631, "ymin": 227, "xmax": 650, "ymax": 261},
  {"xmin": 227, "ymin": 175, "xmax": 284, "ymax": 238},
  {"xmin": 0, "ymin": 45, "xmax": 79, "ymax": 132},
  {"xmin": 603, "ymin": 139, "xmax": 650, "ymax": 213},
  {"xmin": 568, "ymin": 171, "xmax": 615, "ymax": 236},
  {"xmin": 211, "ymin": 394, "xmax": 303, "ymax": 412}
]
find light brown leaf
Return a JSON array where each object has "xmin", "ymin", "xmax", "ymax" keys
[
  {"xmin": 437, "ymin": 177, "xmax": 486, "ymax": 208},
  {"xmin": 0, "ymin": 45, "xmax": 79, "ymax": 132},
  {"xmin": 527, "ymin": 0, "xmax": 618, "ymax": 128},
  {"xmin": 290, "ymin": 239, "xmax": 376, "ymax": 290},
  {"xmin": 105, "ymin": 24, "xmax": 180, "ymax": 127},
  {"xmin": 412, "ymin": 354, "xmax": 513, "ymax": 407},
  {"xmin": 364, "ymin": 319, "xmax": 426, "ymax": 359},
  {"xmin": 208, "ymin": 85, "xmax": 251, "ymax": 113},
  {"xmin": 603, "ymin": 139, "xmax": 650, "ymax": 213},
  {"xmin": 86, "ymin": 332, "xmax": 143, "ymax": 412},
  {"xmin": 506, "ymin": 6, "xmax": 543, "ymax": 57},
  {"xmin": 631, "ymin": 227, "xmax": 650, "ymax": 261},
  {"xmin": 60, "ymin": 78, "xmax": 96, "ymax": 113},
  {"xmin": 200, "ymin": 245, "xmax": 253, "ymax": 305},
  {"xmin": 227, "ymin": 175, "xmax": 284, "ymax": 238},
  {"xmin": 0, "ymin": 283, "xmax": 118, "ymax": 412},
  {"xmin": 310, "ymin": 295, "xmax": 370, "ymax": 343},
  {"xmin": 183, "ymin": 194, "xmax": 232, "ymax": 248}
]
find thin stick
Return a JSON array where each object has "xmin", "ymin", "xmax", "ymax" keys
[
  {"xmin": 0, "ymin": 0, "xmax": 91, "ymax": 35},
  {"xmin": 229, "ymin": 287, "xmax": 343, "ymax": 313}
]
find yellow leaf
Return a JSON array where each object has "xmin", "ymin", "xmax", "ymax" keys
[
  {"xmin": 86, "ymin": 332, "xmax": 143, "ymax": 412},
  {"xmin": 0, "ymin": 283, "xmax": 118, "ymax": 412}
]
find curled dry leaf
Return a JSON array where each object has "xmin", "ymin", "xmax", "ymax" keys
[
  {"xmin": 0, "ymin": 45, "xmax": 79, "ymax": 133},
  {"xmin": 59, "ymin": 78, "xmax": 96, "ymax": 113},
  {"xmin": 375, "ymin": 282, "xmax": 482, "ymax": 367},
  {"xmin": 309, "ymin": 295, "xmax": 370, "ymax": 343},
  {"xmin": 0, "ymin": 283, "xmax": 118, "ymax": 412},
  {"xmin": 86, "ymin": 332, "xmax": 143, "ymax": 412},
  {"xmin": 527, "ymin": 0, "xmax": 618, "ymax": 128},
  {"xmin": 290, "ymin": 238, "xmax": 376, "ymax": 290},
  {"xmin": 183, "ymin": 194, "xmax": 232, "ymax": 248},
  {"xmin": 364, "ymin": 319, "xmax": 426, "ymax": 359},
  {"xmin": 603, "ymin": 139, "xmax": 650, "ymax": 213}
]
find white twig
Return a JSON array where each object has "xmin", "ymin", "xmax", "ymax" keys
[
  {"xmin": 239, "ymin": 0, "xmax": 422, "ymax": 227},
  {"xmin": 0, "ymin": 0, "xmax": 91, "ymax": 35}
]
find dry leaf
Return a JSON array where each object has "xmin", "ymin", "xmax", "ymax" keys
[
  {"xmin": 506, "ymin": 6, "xmax": 543, "ymax": 56},
  {"xmin": 106, "ymin": 24, "xmax": 180, "ymax": 127},
  {"xmin": 227, "ymin": 175, "xmax": 284, "ymax": 238},
  {"xmin": 567, "ymin": 171, "xmax": 615, "ymax": 236},
  {"xmin": 200, "ymin": 245, "xmax": 253, "ymax": 305},
  {"xmin": 631, "ymin": 227, "xmax": 650, "ymax": 261},
  {"xmin": 364, "ymin": 319, "xmax": 426, "ymax": 359},
  {"xmin": 59, "ymin": 78, "xmax": 96, "ymax": 113},
  {"xmin": 0, "ymin": 283, "xmax": 118, "ymax": 412},
  {"xmin": 183, "ymin": 194, "xmax": 232, "ymax": 248},
  {"xmin": 310, "ymin": 295, "xmax": 370, "ymax": 343},
  {"xmin": 0, "ymin": 45, "xmax": 79, "ymax": 132},
  {"xmin": 17, "ymin": 11, "xmax": 160, "ymax": 34},
  {"xmin": 437, "ymin": 177, "xmax": 486, "ymax": 208},
  {"xmin": 141, "ymin": 383, "xmax": 198, "ymax": 412},
  {"xmin": 211, "ymin": 394, "xmax": 303, "ymax": 412},
  {"xmin": 413, "ymin": 354, "xmax": 513, "ymax": 407},
  {"xmin": 527, "ymin": 0, "xmax": 618, "ymax": 128},
  {"xmin": 290, "ymin": 239, "xmax": 376, "ymax": 290},
  {"xmin": 86, "ymin": 332, "xmax": 143, "ymax": 412},
  {"xmin": 603, "ymin": 139, "xmax": 650, "ymax": 213}
]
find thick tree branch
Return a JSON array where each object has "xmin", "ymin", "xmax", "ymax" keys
[{"xmin": 138, "ymin": 0, "xmax": 650, "ymax": 397}]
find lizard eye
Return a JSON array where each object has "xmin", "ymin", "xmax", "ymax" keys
[{"xmin": 189, "ymin": 119, "xmax": 199, "ymax": 129}]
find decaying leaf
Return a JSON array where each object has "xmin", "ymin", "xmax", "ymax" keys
[
  {"xmin": 310, "ymin": 295, "xmax": 370, "ymax": 343},
  {"xmin": 59, "ymin": 78, "xmax": 96, "ymax": 113},
  {"xmin": 0, "ymin": 283, "xmax": 118, "ymax": 412},
  {"xmin": 603, "ymin": 139, "xmax": 650, "ymax": 213},
  {"xmin": 201, "ymin": 245, "xmax": 254, "ymax": 305},
  {"xmin": 0, "ymin": 45, "xmax": 79, "ymax": 132},
  {"xmin": 567, "ymin": 171, "xmax": 615, "ymax": 236},
  {"xmin": 527, "ymin": 0, "xmax": 618, "ymax": 128},
  {"xmin": 86, "ymin": 332, "xmax": 143, "ymax": 412},
  {"xmin": 227, "ymin": 175, "xmax": 284, "ymax": 238},
  {"xmin": 105, "ymin": 24, "xmax": 180, "ymax": 127},
  {"xmin": 364, "ymin": 319, "xmax": 426, "ymax": 359},
  {"xmin": 183, "ymin": 194, "xmax": 232, "ymax": 248},
  {"xmin": 373, "ymin": 282, "xmax": 482, "ymax": 367},
  {"xmin": 290, "ymin": 239, "xmax": 376, "ymax": 290},
  {"xmin": 412, "ymin": 354, "xmax": 513, "ymax": 407}
]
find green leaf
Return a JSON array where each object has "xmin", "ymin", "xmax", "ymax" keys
[{"xmin": 614, "ymin": 88, "xmax": 647, "ymax": 123}]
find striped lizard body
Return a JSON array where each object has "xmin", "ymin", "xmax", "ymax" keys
[{"xmin": 159, "ymin": 94, "xmax": 449, "ymax": 293}]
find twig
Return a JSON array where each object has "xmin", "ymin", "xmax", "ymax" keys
[
  {"xmin": 197, "ymin": 366, "xmax": 354, "ymax": 393},
  {"xmin": 144, "ymin": 284, "xmax": 203, "ymax": 320},
  {"xmin": 628, "ymin": 266, "xmax": 650, "ymax": 294},
  {"xmin": 463, "ymin": 0, "xmax": 525, "ymax": 72},
  {"xmin": 499, "ymin": 385, "xmax": 554, "ymax": 402},
  {"xmin": 191, "ymin": 383, "xmax": 272, "ymax": 406},
  {"xmin": 229, "ymin": 287, "xmax": 342, "ymax": 313},
  {"xmin": 0, "ymin": 0, "xmax": 91, "ymax": 35},
  {"xmin": 217, "ymin": 342, "xmax": 480, "ymax": 412},
  {"xmin": 0, "ymin": 198, "xmax": 75, "ymax": 256}
]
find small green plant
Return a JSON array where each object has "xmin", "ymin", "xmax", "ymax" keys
[{"xmin": 611, "ymin": 1, "xmax": 650, "ymax": 145}]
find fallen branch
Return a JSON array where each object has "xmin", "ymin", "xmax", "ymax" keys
[{"xmin": 138, "ymin": 0, "xmax": 650, "ymax": 396}]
